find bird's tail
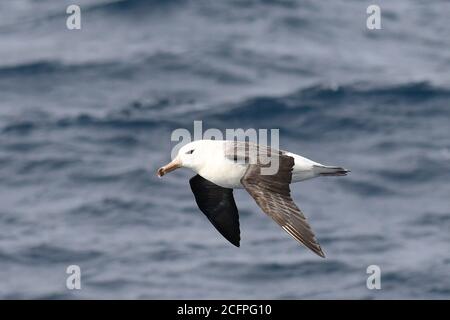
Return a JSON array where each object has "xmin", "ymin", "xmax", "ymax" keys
[{"xmin": 313, "ymin": 165, "xmax": 350, "ymax": 176}]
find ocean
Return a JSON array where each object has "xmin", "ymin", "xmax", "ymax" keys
[{"xmin": 0, "ymin": 0, "xmax": 449, "ymax": 299}]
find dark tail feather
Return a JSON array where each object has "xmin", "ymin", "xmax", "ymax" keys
[{"xmin": 313, "ymin": 165, "xmax": 350, "ymax": 176}]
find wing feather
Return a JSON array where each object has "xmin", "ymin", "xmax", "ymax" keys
[
  {"xmin": 240, "ymin": 154, "xmax": 325, "ymax": 257},
  {"xmin": 189, "ymin": 174, "xmax": 240, "ymax": 247}
]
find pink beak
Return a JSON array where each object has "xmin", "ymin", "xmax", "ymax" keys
[{"xmin": 157, "ymin": 158, "xmax": 182, "ymax": 177}]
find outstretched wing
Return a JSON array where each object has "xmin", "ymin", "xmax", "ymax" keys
[
  {"xmin": 240, "ymin": 154, "xmax": 325, "ymax": 257},
  {"xmin": 189, "ymin": 174, "xmax": 240, "ymax": 247}
]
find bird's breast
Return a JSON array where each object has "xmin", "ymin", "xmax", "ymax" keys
[{"xmin": 198, "ymin": 158, "xmax": 247, "ymax": 189}]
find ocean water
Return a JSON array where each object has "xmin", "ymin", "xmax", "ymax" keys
[{"xmin": 0, "ymin": 0, "xmax": 449, "ymax": 299}]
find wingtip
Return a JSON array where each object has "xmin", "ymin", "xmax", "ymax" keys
[
  {"xmin": 226, "ymin": 236, "xmax": 240, "ymax": 247},
  {"xmin": 307, "ymin": 242, "xmax": 326, "ymax": 258},
  {"xmin": 316, "ymin": 247, "xmax": 326, "ymax": 258}
]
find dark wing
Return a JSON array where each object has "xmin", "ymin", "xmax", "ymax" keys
[
  {"xmin": 189, "ymin": 174, "xmax": 240, "ymax": 247},
  {"xmin": 240, "ymin": 154, "xmax": 325, "ymax": 257}
]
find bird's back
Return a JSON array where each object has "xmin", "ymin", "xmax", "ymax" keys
[{"xmin": 195, "ymin": 140, "xmax": 327, "ymax": 187}]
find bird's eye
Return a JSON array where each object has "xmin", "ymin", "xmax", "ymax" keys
[{"xmin": 186, "ymin": 149, "xmax": 194, "ymax": 154}]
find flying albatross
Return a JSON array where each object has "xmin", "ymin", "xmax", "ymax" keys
[{"xmin": 157, "ymin": 140, "xmax": 349, "ymax": 257}]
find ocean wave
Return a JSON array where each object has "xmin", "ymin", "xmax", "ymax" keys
[
  {"xmin": 0, "ymin": 60, "xmax": 120, "ymax": 77},
  {"xmin": 337, "ymin": 179, "xmax": 396, "ymax": 197},
  {"xmin": 17, "ymin": 158, "xmax": 81, "ymax": 175},
  {"xmin": 411, "ymin": 212, "xmax": 450, "ymax": 227},
  {"xmin": 202, "ymin": 259, "xmax": 355, "ymax": 281},
  {"xmin": 195, "ymin": 82, "xmax": 450, "ymax": 140},
  {"xmin": 0, "ymin": 244, "xmax": 102, "ymax": 265},
  {"xmin": 216, "ymin": 81, "xmax": 450, "ymax": 117},
  {"xmin": 376, "ymin": 156, "xmax": 450, "ymax": 183},
  {"xmin": 86, "ymin": 0, "xmax": 184, "ymax": 13},
  {"xmin": 2, "ymin": 82, "xmax": 449, "ymax": 137}
]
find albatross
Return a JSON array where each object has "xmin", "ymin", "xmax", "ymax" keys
[{"xmin": 157, "ymin": 140, "xmax": 349, "ymax": 257}]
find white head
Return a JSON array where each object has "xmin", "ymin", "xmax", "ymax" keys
[{"xmin": 157, "ymin": 140, "xmax": 210, "ymax": 177}]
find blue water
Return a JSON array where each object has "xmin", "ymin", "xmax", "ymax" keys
[{"xmin": 0, "ymin": 0, "xmax": 449, "ymax": 299}]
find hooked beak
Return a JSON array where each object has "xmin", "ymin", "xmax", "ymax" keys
[{"xmin": 157, "ymin": 158, "xmax": 182, "ymax": 177}]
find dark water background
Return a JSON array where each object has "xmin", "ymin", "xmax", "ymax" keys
[{"xmin": 0, "ymin": 0, "xmax": 449, "ymax": 299}]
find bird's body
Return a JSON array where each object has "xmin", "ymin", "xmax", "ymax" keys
[
  {"xmin": 194, "ymin": 140, "xmax": 247, "ymax": 189},
  {"xmin": 181, "ymin": 140, "xmax": 338, "ymax": 188},
  {"xmin": 157, "ymin": 139, "xmax": 349, "ymax": 258}
]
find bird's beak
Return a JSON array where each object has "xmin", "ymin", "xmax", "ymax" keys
[{"xmin": 157, "ymin": 158, "xmax": 182, "ymax": 177}]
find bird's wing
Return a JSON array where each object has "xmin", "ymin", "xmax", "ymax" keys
[
  {"xmin": 240, "ymin": 154, "xmax": 325, "ymax": 257},
  {"xmin": 189, "ymin": 174, "xmax": 240, "ymax": 247},
  {"xmin": 223, "ymin": 141, "xmax": 283, "ymax": 164}
]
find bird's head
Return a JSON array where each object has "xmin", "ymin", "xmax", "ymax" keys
[{"xmin": 157, "ymin": 140, "xmax": 207, "ymax": 177}]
